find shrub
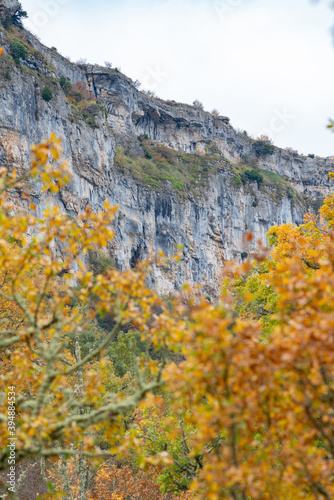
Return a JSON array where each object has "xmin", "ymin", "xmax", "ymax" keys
[
  {"xmin": 308, "ymin": 154, "xmax": 315, "ymax": 159},
  {"xmin": 11, "ymin": 7, "xmax": 28, "ymax": 28},
  {"xmin": 252, "ymin": 137, "xmax": 275, "ymax": 157},
  {"xmin": 104, "ymin": 61, "xmax": 113, "ymax": 68},
  {"xmin": 10, "ymin": 39, "xmax": 28, "ymax": 64},
  {"xmin": 75, "ymin": 101, "xmax": 104, "ymax": 128},
  {"xmin": 244, "ymin": 169, "xmax": 264, "ymax": 186},
  {"xmin": 241, "ymin": 251, "xmax": 248, "ymax": 260},
  {"xmin": 143, "ymin": 89, "xmax": 156, "ymax": 97},
  {"xmin": 286, "ymin": 147, "xmax": 298, "ymax": 155},
  {"xmin": 71, "ymin": 81, "xmax": 94, "ymax": 101},
  {"xmin": 42, "ymin": 87, "xmax": 53, "ymax": 102},
  {"xmin": 2, "ymin": 8, "xmax": 27, "ymax": 30},
  {"xmin": 88, "ymin": 251, "xmax": 115, "ymax": 276},
  {"xmin": 252, "ymin": 200, "xmax": 258, "ymax": 207},
  {"xmin": 83, "ymin": 103, "xmax": 101, "ymax": 126},
  {"xmin": 138, "ymin": 134, "xmax": 149, "ymax": 142},
  {"xmin": 211, "ymin": 109, "xmax": 219, "ymax": 117},
  {"xmin": 63, "ymin": 80, "xmax": 94, "ymax": 104},
  {"xmin": 5, "ymin": 70, "xmax": 11, "ymax": 81},
  {"xmin": 59, "ymin": 75, "xmax": 72, "ymax": 93},
  {"xmin": 193, "ymin": 99, "xmax": 204, "ymax": 110},
  {"xmin": 2, "ymin": 16, "xmax": 12, "ymax": 30}
]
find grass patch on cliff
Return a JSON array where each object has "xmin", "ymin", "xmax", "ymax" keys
[
  {"xmin": 232, "ymin": 163, "xmax": 305, "ymax": 207},
  {"xmin": 114, "ymin": 139, "xmax": 225, "ymax": 197},
  {"xmin": 115, "ymin": 139, "xmax": 304, "ymax": 206}
]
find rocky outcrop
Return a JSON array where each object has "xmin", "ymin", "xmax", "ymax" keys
[
  {"xmin": 0, "ymin": 24, "xmax": 333, "ymax": 295},
  {"xmin": 0, "ymin": 0, "xmax": 21, "ymax": 18},
  {"xmin": 86, "ymin": 66, "xmax": 333, "ymax": 200}
]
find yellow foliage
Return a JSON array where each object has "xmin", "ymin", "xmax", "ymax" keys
[
  {"xmin": 165, "ymin": 201, "xmax": 334, "ymax": 498},
  {"xmin": 0, "ymin": 136, "xmax": 178, "ymax": 477}
]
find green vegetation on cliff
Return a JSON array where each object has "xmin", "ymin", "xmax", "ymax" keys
[
  {"xmin": 115, "ymin": 137, "xmax": 222, "ymax": 197},
  {"xmin": 115, "ymin": 137, "xmax": 305, "ymax": 207},
  {"xmin": 231, "ymin": 162, "xmax": 305, "ymax": 207}
]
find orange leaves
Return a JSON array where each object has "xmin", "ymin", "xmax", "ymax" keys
[
  {"xmin": 0, "ymin": 135, "xmax": 181, "ymax": 474},
  {"xmin": 163, "ymin": 201, "xmax": 334, "ymax": 498},
  {"xmin": 320, "ymin": 193, "xmax": 334, "ymax": 229},
  {"xmin": 4, "ymin": 132, "xmax": 334, "ymax": 499}
]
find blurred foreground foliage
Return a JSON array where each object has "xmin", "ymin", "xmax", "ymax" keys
[{"xmin": 1, "ymin": 124, "xmax": 334, "ymax": 499}]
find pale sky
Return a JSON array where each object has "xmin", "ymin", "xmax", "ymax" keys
[{"xmin": 21, "ymin": 0, "xmax": 334, "ymax": 157}]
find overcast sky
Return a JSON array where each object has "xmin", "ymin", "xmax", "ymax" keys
[{"xmin": 20, "ymin": 0, "xmax": 334, "ymax": 157}]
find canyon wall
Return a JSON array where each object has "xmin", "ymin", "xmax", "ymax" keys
[{"xmin": 0, "ymin": 15, "xmax": 333, "ymax": 294}]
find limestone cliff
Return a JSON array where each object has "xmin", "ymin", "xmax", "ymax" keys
[{"xmin": 0, "ymin": 15, "xmax": 333, "ymax": 295}]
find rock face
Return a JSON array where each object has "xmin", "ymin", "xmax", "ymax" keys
[
  {"xmin": 0, "ymin": 0, "xmax": 20, "ymax": 17},
  {"xmin": 0, "ymin": 24, "xmax": 333, "ymax": 294}
]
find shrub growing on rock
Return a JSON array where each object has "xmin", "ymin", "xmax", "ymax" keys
[
  {"xmin": 11, "ymin": 7, "xmax": 28, "ymax": 28},
  {"xmin": 42, "ymin": 86, "xmax": 53, "ymax": 102},
  {"xmin": 59, "ymin": 75, "xmax": 72, "ymax": 93},
  {"xmin": 193, "ymin": 99, "xmax": 204, "ymax": 110},
  {"xmin": 244, "ymin": 168, "xmax": 264, "ymax": 186},
  {"xmin": 252, "ymin": 136, "xmax": 275, "ymax": 157},
  {"xmin": 2, "ymin": 6, "xmax": 27, "ymax": 30},
  {"xmin": 10, "ymin": 39, "xmax": 28, "ymax": 64}
]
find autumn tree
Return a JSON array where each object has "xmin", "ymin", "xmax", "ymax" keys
[
  {"xmin": 162, "ymin": 192, "xmax": 334, "ymax": 499},
  {"xmin": 0, "ymin": 135, "xmax": 179, "ymax": 498}
]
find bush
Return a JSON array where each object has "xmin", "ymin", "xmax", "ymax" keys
[
  {"xmin": 81, "ymin": 102, "xmax": 102, "ymax": 127},
  {"xmin": 65, "ymin": 80, "xmax": 94, "ymax": 104},
  {"xmin": 143, "ymin": 89, "xmax": 156, "ymax": 97},
  {"xmin": 88, "ymin": 251, "xmax": 115, "ymax": 276},
  {"xmin": 59, "ymin": 75, "xmax": 72, "ymax": 93},
  {"xmin": 10, "ymin": 39, "xmax": 28, "ymax": 64},
  {"xmin": 244, "ymin": 169, "xmax": 264, "ymax": 186},
  {"xmin": 252, "ymin": 137, "xmax": 275, "ymax": 157},
  {"xmin": 139, "ymin": 134, "xmax": 149, "ymax": 142},
  {"xmin": 241, "ymin": 251, "xmax": 248, "ymax": 260},
  {"xmin": 11, "ymin": 8, "xmax": 28, "ymax": 28},
  {"xmin": 193, "ymin": 99, "xmax": 204, "ymax": 110},
  {"xmin": 42, "ymin": 87, "xmax": 53, "ymax": 102},
  {"xmin": 308, "ymin": 154, "xmax": 315, "ymax": 159},
  {"xmin": 2, "ymin": 16, "xmax": 12, "ymax": 30},
  {"xmin": 2, "ymin": 8, "xmax": 27, "ymax": 30},
  {"xmin": 286, "ymin": 147, "xmax": 298, "ymax": 155}
]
